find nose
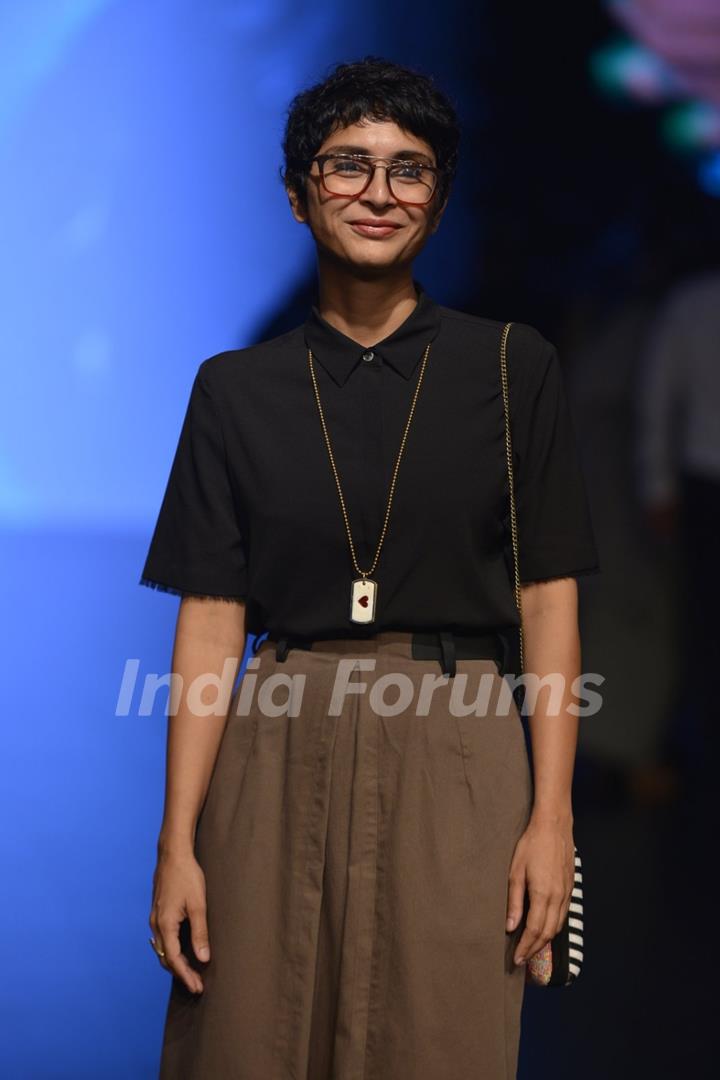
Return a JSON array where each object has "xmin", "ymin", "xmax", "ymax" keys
[{"xmin": 361, "ymin": 163, "xmax": 396, "ymax": 205}]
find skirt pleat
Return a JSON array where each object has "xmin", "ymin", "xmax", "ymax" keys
[{"xmin": 158, "ymin": 631, "xmax": 533, "ymax": 1080}]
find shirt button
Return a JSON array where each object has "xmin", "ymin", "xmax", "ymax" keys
[{"xmin": 362, "ymin": 350, "xmax": 375, "ymax": 362}]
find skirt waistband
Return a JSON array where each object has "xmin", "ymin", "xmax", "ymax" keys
[{"xmin": 261, "ymin": 629, "xmax": 506, "ymax": 679}]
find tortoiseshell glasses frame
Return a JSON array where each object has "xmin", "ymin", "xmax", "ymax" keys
[{"xmin": 307, "ymin": 152, "xmax": 442, "ymax": 206}]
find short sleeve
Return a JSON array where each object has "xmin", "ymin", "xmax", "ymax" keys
[
  {"xmin": 511, "ymin": 337, "xmax": 600, "ymax": 585},
  {"xmin": 139, "ymin": 363, "xmax": 248, "ymax": 600}
]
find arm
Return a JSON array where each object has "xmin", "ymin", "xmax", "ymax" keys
[
  {"xmin": 505, "ymin": 576, "xmax": 579, "ymax": 967},
  {"xmin": 150, "ymin": 596, "xmax": 246, "ymax": 994}
]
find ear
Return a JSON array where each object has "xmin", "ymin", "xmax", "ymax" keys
[{"xmin": 287, "ymin": 185, "xmax": 308, "ymax": 225}]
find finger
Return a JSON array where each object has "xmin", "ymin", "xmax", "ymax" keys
[
  {"xmin": 555, "ymin": 888, "xmax": 572, "ymax": 936},
  {"xmin": 163, "ymin": 926, "xmax": 202, "ymax": 992},
  {"xmin": 149, "ymin": 913, "xmax": 170, "ymax": 971},
  {"xmin": 514, "ymin": 892, "xmax": 549, "ymax": 965},
  {"xmin": 188, "ymin": 902, "xmax": 211, "ymax": 964},
  {"xmin": 159, "ymin": 914, "xmax": 203, "ymax": 994},
  {"xmin": 551, "ymin": 855, "xmax": 575, "ymax": 937},
  {"xmin": 505, "ymin": 867, "xmax": 526, "ymax": 932},
  {"xmin": 149, "ymin": 934, "xmax": 171, "ymax": 970},
  {"xmin": 526, "ymin": 899, "xmax": 562, "ymax": 961}
]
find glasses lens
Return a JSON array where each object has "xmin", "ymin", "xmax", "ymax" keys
[
  {"xmin": 388, "ymin": 162, "xmax": 437, "ymax": 204},
  {"xmin": 322, "ymin": 156, "xmax": 372, "ymax": 196},
  {"xmin": 321, "ymin": 156, "xmax": 436, "ymax": 204}
]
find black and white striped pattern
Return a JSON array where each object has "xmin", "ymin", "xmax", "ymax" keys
[{"xmin": 566, "ymin": 847, "xmax": 584, "ymax": 981}]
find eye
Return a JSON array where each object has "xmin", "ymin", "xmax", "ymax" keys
[
  {"xmin": 328, "ymin": 155, "xmax": 367, "ymax": 175},
  {"xmin": 393, "ymin": 163, "xmax": 424, "ymax": 178}
]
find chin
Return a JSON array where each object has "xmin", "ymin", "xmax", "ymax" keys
[
  {"xmin": 345, "ymin": 256, "xmax": 400, "ymax": 278},
  {"xmin": 320, "ymin": 236, "xmax": 402, "ymax": 275}
]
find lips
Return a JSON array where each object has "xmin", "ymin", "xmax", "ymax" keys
[
  {"xmin": 351, "ymin": 219, "xmax": 401, "ymax": 228},
  {"xmin": 349, "ymin": 220, "xmax": 402, "ymax": 238}
]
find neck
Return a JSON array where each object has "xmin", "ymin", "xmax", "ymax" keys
[{"xmin": 315, "ymin": 261, "xmax": 419, "ymax": 348}]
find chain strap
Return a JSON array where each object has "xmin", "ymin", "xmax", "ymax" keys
[
  {"xmin": 499, "ymin": 322, "xmax": 524, "ymax": 674},
  {"xmin": 307, "ymin": 342, "xmax": 432, "ymax": 578}
]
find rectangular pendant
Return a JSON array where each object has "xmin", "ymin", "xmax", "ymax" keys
[{"xmin": 350, "ymin": 577, "xmax": 377, "ymax": 624}]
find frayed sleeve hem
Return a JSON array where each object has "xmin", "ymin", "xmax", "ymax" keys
[{"xmin": 139, "ymin": 576, "xmax": 248, "ymax": 602}]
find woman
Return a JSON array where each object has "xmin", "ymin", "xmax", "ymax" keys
[{"xmin": 142, "ymin": 56, "xmax": 600, "ymax": 1079}]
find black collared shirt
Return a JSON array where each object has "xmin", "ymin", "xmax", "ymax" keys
[{"xmin": 139, "ymin": 281, "xmax": 600, "ymax": 640}]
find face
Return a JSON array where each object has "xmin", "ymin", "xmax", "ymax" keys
[{"xmin": 287, "ymin": 119, "xmax": 448, "ymax": 275}]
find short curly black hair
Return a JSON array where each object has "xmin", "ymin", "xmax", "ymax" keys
[{"xmin": 280, "ymin": 56, "xmax": 461, "ymax": 216}]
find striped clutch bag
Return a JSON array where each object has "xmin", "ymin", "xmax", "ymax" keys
[{"xmin": 525, "ymin": 846, "xmax": 584, "ymax": 987}]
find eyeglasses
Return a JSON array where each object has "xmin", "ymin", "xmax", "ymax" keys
[{"xmin": 308, "ymin": 152, "xmax": 440, "ymax": 206}]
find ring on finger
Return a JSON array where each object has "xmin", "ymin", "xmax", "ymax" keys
[{"xmin": 149, "ymin": 936, "xmax": 166, "ymax": 959}]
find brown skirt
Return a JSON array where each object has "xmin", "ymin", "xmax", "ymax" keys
[{"xmin": 158, "ymin": 630, "xmax": 533, "ymax": 1080}]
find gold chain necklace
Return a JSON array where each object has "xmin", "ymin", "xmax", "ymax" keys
[{"xmin": 307, "ymin": 342, "xmax": 432, "ymax": 624}]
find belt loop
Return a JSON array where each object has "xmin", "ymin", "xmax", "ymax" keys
[
  {"xmin": 438, "ymin": 630, "xmax": 456, "ymax": 678},
  {"xmin": 275, "ymin": 635, "xmax": 289, "ymax": 662}
]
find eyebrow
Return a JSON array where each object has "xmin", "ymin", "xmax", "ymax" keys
[{"xmin": 323, "ymin": 144, "xmax": 435, "ymax": 165}]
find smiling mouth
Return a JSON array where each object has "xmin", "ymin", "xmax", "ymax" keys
[{"xmin": 348, "ymin": 222, "xmax": 401, "ymax": 237}]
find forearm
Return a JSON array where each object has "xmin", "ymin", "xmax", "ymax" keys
[
  {"xmin": 520, "ymin": 578, "xmax": 580, "ymax": 826},
  {"xmin": 158, "ymin": 597, "xmax": 247, "ymax": 856}
]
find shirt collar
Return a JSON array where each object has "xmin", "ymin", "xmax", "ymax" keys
[{"xmin": 303, "ymin": 280, "xmax": 441, "ymax": 387}]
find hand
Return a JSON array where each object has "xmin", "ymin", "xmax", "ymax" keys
[
  {"xmin": 505, "ymin": 817, "xmax": 575, "ymax": 967},
  {"xmin": 149, "ymin": 847, "xmax": 211, "ymax": 994}
]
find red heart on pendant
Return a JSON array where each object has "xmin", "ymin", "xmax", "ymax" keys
[{"xmin": 358, "ymin": 595, "xmax": 369, "ymax": 607}]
